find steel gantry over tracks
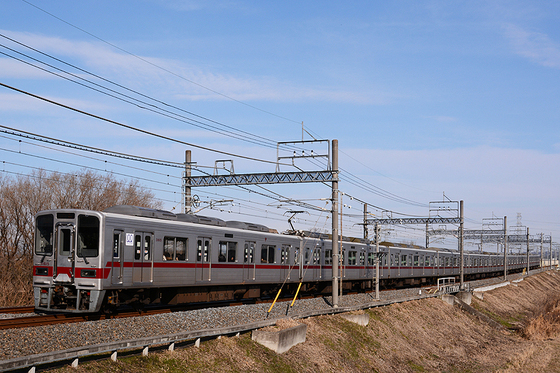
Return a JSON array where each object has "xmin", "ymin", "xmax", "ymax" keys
[
  {"xmin": 366, "ymin": 200, "xmax": 466, "ymax": 289},
  {"xmin": 183, "ymin": 139, "xmax": 345, "ymax": 308}
]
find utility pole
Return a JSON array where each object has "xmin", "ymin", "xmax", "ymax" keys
[{"xmin": 331, "ymin": 139, "xmax": 339, "ymax": 308}]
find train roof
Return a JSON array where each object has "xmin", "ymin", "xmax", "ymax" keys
[{"xmin": 103, "ymin": 205, "xmax": 276, "ymax": 232}]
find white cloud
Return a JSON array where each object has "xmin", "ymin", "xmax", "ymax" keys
[
  {"xmin": 0, "ymin": 30, "xmax": 391, "ymax": 105},
  {"xmin": 502, "ymin": 23, "xmax": 560, "ymax": 68}
]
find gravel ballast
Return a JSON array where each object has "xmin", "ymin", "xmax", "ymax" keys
[{"xmin": 0, "ymin": 270, "xmax": 537, "ymax": 362}]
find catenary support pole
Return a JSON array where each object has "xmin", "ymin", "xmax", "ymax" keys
[
  {"xmin": 459, "ymin": 200, "xmax": 464, "ymax": 290},
  {"xmin": 185, "ymin": 150, "xmax": 192, "ymax": 213},
  {"xmin": 526, "ymin": 227, "xmax": 530, "ymax": 274},
  {"xmin": 375, "ymin": 223, "xmax": 380, "ymax": 300},
  {"xmin": 504, "ymin": 216, "xmax": 508, "ymax": 280},
  {"xmin": 331, "ymin": 139, "xmax": 339, "ymax": 308}
]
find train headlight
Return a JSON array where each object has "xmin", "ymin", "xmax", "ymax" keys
[
  {"xmin": 80, "ymin": 269, "xmax": 96, "ymax": 278},
  {"xmin": 35, "ymin": 267, "xmax": 49, "ymax": 276}
]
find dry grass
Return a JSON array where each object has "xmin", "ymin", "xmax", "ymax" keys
[{"xmin": 46, "ymin": 270, "xmax": 560, "ymax": 372}]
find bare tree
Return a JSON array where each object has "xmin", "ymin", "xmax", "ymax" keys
[{"xmin": 0, "ymin": 169, "xmax": 162, "ymax": 306}]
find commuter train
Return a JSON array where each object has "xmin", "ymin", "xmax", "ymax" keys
[{"xmin": 32, "ymin": 205, "xmax": 540, "ymax": 313}]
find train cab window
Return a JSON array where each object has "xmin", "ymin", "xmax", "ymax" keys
[
  {"xmin": 325, "ymin": 249, "xmax": 332, "ymax": 265},
  {"xmin": 35, "ymin": 214, "xmax": 54, "ymax": 256},
  {"xmin": 113, "ymin": 233, "xmax": 121, "ymax": 259},
  {"xmin": 244, "ymin": 241, "xmax": 255, "ymax": 263},
  {"xmin": 77, "ymin": 215, "xmax": 100, "ymax": 257},
  {"xmin": 60, "ymin": 229, "xmax": 72, "ymax": 256},
  {"xmin": 348, "ymin": 251, "xmax": 357, "ymax": 265},
  {"xmin": 261, "ymin": 244, "xmax": 275, "ymax": 263},
  {"xmin": 219, "ymin": 241, "xmax": 237, "ymax": 262}
]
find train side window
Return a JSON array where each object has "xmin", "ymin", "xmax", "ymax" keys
[
  {"xmin": 244, "ymin": 241, "xmax": 255, "ymax": 263},
  {"xmin": 401, "ymin": 254, "xmax": 407, "ymax": 267},
  {"xmin": 359, "ymin": 252, "xmax": 365, "ymax": 266},
  {"xmin": 227, "ymin": 242, "xmax": 236, "ymax": 262},
  {"xmin": 218, "ymin": 242, "xmax": 227, "ymax": 262},
  {"xmin": 325, "ymin": 249, "xmax": 332, "ymax": 265},
  {"xmin": 413, "ymin": 255, "xmax": 419, "ymax": 267},
  {"xmin": 305, "ymin": 248, "xmax": 310, "ymax": 265},
  {"xmin": 164, "ymin": 237, "xmax": 174, "ymax": 260},
  {"xmin": 261, "ymin": 244, "xmax": 275, "ymax": 263},
  {"xmin": 219, "ymin": 241, "xmax": 237, "ymax": 262},
  {"xmin": 348, "ymin": 251, "xmax": 357, "ymax": 265},
  {"xmin": 176, "ymin": 238, "xmax": 187, "ymax": 261}
]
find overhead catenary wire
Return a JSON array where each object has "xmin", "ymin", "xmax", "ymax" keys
[
  {"xmin": 4, "ymin": 3, "xmax": 460, "ymax": 237},
  {"xmin": 0, "ymin": 82, "xmax": 293, "ymax": 167}
]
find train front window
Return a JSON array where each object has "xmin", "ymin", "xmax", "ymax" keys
[
  {"xmin": 35, "ymin": 214, "xmax": 54, "ymax": 255},
  {"xmin": 77, "ymin": 215, "xmax": 99, "ymax": 257}
]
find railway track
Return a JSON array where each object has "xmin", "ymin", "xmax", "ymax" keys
[
  {"xmin": 0, "ymin": 285, "xmax": 440, "ymax": 331},
  {"xmin": 0, "ymin": 305, "xmax": 35, "ymax": 314},
  {"xmin": 0, "ymin": 308, "xmax": 173, "ymax": 331}
]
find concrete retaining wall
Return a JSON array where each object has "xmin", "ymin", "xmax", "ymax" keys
[{"xmin": 252, "ymin": 324, "xmax": 307, "ymax": 354}]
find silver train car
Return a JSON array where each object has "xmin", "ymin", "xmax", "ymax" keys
[{"xmin": 33, "ymin": 206, "xmax": 541, "ymax": 313}]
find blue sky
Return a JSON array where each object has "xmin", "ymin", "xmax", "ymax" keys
[{"xmin": 1, "ymin": 1, "xmax": 559, "ymax": 250}]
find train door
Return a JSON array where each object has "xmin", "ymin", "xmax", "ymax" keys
[
  {"xmin": 133, "ymin": 232, "xmax": 153, "ymax": 284},
  {"xmin": 243, "ymin": 241, "xmax": 256, "ymax": 281},
  {"xmin": 280, "ymin": 244, "xmax": 291, "ymax": 281},
  {"xmin": 313, "ymin": 243, "xmax": 322, "ymax": 280},
  {"xmin": 111, "ymin": 230, "xmax": 124, "ymax": 285},
  {"xmin": 359, "ymin": 248, "xmax": 367, "ymax": 278},
  {"xmin": 53, "ymin": 223, "xmax": 75, "ymax": 283},
  {"xmin": 196, "ymin": 237, "xmax": 212, "ymax": 282}
]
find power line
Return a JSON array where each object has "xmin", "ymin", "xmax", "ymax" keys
[
  {"xmin": 20, "ymin": 0, "xmax": 303, "ymax": 126},
  {"xmin": 0, "ymin": 82, "xmax": 291, "ymax": 166}
]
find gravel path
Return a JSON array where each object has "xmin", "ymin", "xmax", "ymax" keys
[{"xmin": 0, "ymin": 269, "xmax": 541, "ymax": 361}]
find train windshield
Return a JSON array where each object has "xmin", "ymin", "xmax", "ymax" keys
[
  {"xmin": 77, "ymin": 215, "xmax": 100, "ymax": 257},
  {"xmin": 35, "ymin": 214, "xmax": 54, "ymax": 255}
]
